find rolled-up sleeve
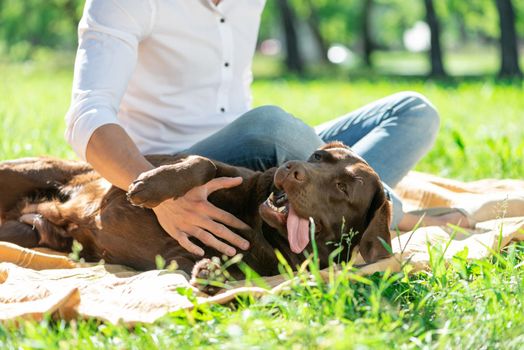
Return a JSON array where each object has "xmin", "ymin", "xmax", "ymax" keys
[{"xmin": 65, "ymin": 0, "xmax": 155, "ymax": 160}]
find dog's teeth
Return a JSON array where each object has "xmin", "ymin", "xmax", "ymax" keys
[
  {"xmin": 266, "ymin": 199, "xmax": 277, "ymax": 210},
  {"xmin": 266, "ymin": 192, "xmax": 290, "ymax": 214}
]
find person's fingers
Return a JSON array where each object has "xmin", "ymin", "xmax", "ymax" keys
[
  {"xmin": 154, "ymin": 206, "xmax": 205, "ymax": 256},
  {"xmin": 189, "ymin": 227, "xmax": 236, "ymax": 256},
  {"xmin": 172, "ymin": 230, "xmax": 205, "ymax": 256},
  {"xmin": 203, "ymin": 201, "xmax": 251, "ymax": 231},
  {"xmin": 197, "ymin": 216, "xmax": 249, "ymax": 251},
  {"xmin": 153, "ymin": 195, "xmax": 249, "ymax": 255},
  {"xmin": 203, "ymin": 177, "xmax": 243, "ymax": 194}
]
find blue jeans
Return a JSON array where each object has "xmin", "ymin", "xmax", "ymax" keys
[{"xmin": 186, "ymin": 91, "xmax": 440, "ymax": 227}]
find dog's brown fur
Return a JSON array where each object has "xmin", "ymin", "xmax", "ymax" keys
[{"xmin": 0, "ymin": 142, "xmax": 391, "ymax": 288}]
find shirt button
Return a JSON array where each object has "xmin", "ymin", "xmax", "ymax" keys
[
  {"xmin": 220, "ymin": 107, "xmax": 226, "ymax": 113},
  {"xmin": 220, "ymin": 18, "xmax": 225, "ymax": 23},
  {"xmin": 224, "ymin": 62, "xmax": 230, "ymax": 67}
]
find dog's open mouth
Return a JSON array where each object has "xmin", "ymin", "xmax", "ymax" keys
[
  {"xmin": 264, "ymin": 190, "xmax": 289, "ymax": 221},
  {"xmin": 261, "ymin": 190, "xmax": 310, "ymax": 254}
]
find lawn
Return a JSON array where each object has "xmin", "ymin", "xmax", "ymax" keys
[{"xmin": 1, "ymin": 58, "xmax": 524, "ymax": 349}]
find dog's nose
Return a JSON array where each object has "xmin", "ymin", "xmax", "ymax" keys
[{"xmin": 285, "ymin": 161, "xmax": 306, "ymax": 182}]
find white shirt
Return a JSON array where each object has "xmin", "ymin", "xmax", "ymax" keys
[{"xmin": 65, "ymin": 0, "xmax": 266, "ymax": 161}]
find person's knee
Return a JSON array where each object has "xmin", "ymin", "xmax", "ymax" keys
[
  {"xmin": 397, "ymin": 91, "xmax": 439, "ymax": 131},
  {"xmin": 241, "ymin": 105, "xmax": 299, "ymax": 134},
  {"xmin": 240, "ymin": 105, "xmax": 315, "ymax": 140},
  {"xmin": 238, "ymin": 105, "xmax": 323, "ymax": 162},
  {"xmin": 391, "ymin": 91, "xmax": 440, "ymax": 151}
]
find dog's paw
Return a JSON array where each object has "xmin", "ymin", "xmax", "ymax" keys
[
  {"xmin": 190, "ymin": 258, "xmax": 226, "ymax": 295},
  {"xmin": 126, "ymin": 174, "xmax": 164, "ymax": 208}
]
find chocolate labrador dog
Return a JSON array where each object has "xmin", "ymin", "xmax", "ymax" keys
[{"xmin": 0, "ymin": 142, "xmax": 391, "ymax": 289}]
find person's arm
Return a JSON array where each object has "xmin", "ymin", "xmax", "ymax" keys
[
  {"xmin": 86, "ymin": 125, "xmax": 250, "ymax": 256},
  {"xmin": 86, "ymin": 125, "xmax": 152, "ymax": 190},
  {"xmin": 66, "ymin": 0, "xmax": 250, "ymax": 256}
]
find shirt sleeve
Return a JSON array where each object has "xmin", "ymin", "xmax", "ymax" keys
[{"xmin": 64, "ymin": 0, "xmax": 156, "ymax": 161}]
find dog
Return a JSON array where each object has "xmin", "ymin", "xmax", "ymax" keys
[{"xmin": 0, "ymin": 141, "xmax": 391, "ymax": 291}]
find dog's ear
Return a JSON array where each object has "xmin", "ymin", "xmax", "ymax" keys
[
  {"xmin": 359, "ymin": 186, "xmax": 392, "ymax": 263},
  {"xmin": 319, "ymin": 141, "xmax": 349, "ymax": 151}
]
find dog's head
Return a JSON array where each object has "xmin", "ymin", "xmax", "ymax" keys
[{"xmin": 259, "ymin": 141, "xmax": 391, "ymax": 263}]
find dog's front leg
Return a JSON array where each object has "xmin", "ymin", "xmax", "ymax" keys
[{"xmin": 127, "ymin": 155, "xmax": 217, "ymax": 208}]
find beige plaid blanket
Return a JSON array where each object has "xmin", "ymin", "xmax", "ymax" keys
[{"xmin": 1, "ymin": 171, "xmax": 524, "ymax": 324}]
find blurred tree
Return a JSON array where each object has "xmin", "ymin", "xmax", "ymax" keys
[
  {"xmin": 258, "ymin": 1, "xmax": 280, "ymax": 42},
  {"xmin": 0, "ymin": 0, "xmax": 83, "ymax": 59},
  {"xmin": 276, "ymin": 0, "xmax": 304, "ymax": 74},
  {"xmin": 362, "ymin": 0, "xmax": 374, "ymax": 67},
  {"xmin": 495, "ymin": 0, "xmax": 522, "ymax": 78},
  {"xmin": 424, "ymin": 0, "xmax": 446, "ymax": 77},
  {"xmin": 2, "ymin": 0, "xmax": 523, "ymax": 77},
  {"xmin": 290, "ymin": 1, "xmax": 378, "ymax": 67},
  {"xmin": 372, "ymin": 0, "xmax": 423, "ymax": 51},
  {"xmin": 444, "ymin": 0, "xmax": 498, "ymax": 43},
  {"xmin": 62, "ymin": 0, "xmax": 81, "ymax": 27},
  {"xmin": 516, "ymin": 1, "xmax": 524, "ymax": 38},
  {"xmin": 304, "ymin": 0, "xmax": 328, "ymax": 62}
]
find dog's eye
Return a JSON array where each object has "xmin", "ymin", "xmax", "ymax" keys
[
  {"xmin": 313, "ymin": 152, "xmax": 322, "ymax": 161},
  {"xmin": 336, "ymin": 182, "xmax": 347, "ymax": 193}
]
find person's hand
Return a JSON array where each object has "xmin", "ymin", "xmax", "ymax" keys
[{"xmin": 152, "ymin": 177, "xmax": 251, "ymax": 256}]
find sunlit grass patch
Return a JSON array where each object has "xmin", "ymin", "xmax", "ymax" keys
[{"xmin": 2, "ymin": 240, "xmax": 524, "ymax": 349}]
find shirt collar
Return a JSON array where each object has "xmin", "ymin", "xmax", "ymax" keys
[{"xmin": 203, "ymin": 0, "xmax": 224, "ymax": 13}]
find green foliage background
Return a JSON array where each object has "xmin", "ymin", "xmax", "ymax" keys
[{"xmin": 1, "ymin": 0, "xmax": 523, "ymax": 65}]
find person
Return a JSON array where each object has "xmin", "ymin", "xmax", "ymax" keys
[{"xmin": 65, "ymin": 0, "xmax": 463, "ymax": 259}]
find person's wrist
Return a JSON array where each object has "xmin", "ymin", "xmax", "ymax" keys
[
  {"xmin": 127, "ymin": 163, "xmax": 155, "ymax": 186},
  {"xmin": 151, "ymin": 198, "xmax": 172, "ymax": 211}
]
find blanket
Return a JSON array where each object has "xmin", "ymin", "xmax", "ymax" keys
[{"xmin": 1, "ymin": 171, "xmax": 524, "ymax": 324}]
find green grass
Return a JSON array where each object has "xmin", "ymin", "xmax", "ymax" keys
[{"xmin": 1, "ymin": 58, "xmax": 524, "ymax": 349}]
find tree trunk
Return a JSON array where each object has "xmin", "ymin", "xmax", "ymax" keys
[
  {"xmin": 276, "ymin": 0, "xmax": 304, "ymax": 74},
  {"xmin": 424, "ymin": 0, "xmax": 446, "ymax": 77},
  {"xmin": 362, "ymin": 0, "xmax": 373, "ymax": 67},
  {"xmin": 305, "ymin": 0, "xmax": 328, "ymax": 63},
  {"xmin": 495, "ymin": 0, "xmax": 522, "ymax": 78}
]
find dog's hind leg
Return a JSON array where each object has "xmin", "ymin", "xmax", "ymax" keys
[
  {"xmin": 0, "ymin": 216, "xmax": 72, "ymax": 251},
  {"xmin": 17, "ymin": 213, "xmax": 72, "ymax": 251},
  {"xmin": 0, "ymin": 157, "xmax": 92, "ymax": 213},
  {"xmin": 0, "ymin": 220, "xmax": 39, "ymax": 247}
]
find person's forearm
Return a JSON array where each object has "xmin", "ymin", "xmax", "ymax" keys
[
  {"xmin": 85, "ymin": 124, "xmax": 154, "ymax": 191},
  {"xmin": 85, "ymin": 124, "xmax": 250, "ymax": 256}
]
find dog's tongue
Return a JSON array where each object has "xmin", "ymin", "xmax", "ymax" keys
[{"xmin": 286, "ymin": 204, "xmax": 310, "ymax": 254}]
